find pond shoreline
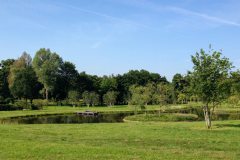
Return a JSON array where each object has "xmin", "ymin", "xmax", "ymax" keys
[{"xmin": 1, "ymin": 107, "xmax": 240, "ymax": 124}]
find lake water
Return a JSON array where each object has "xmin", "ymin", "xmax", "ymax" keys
[
  {"xmin": 1, "ymin": 109, "xmax": 239, "ymax": 124},
  {"xmin": 0, "ymin": 112, "xmax": 134, "ymax": 124}
]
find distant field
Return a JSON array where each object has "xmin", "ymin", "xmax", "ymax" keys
[{"xmin": 0, "ymin": 120, "xmax": 239, "ymax": 160}]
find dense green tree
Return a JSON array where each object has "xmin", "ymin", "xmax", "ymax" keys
[
  {"xmin": 172, "ymin": 73, "xmax": 190, "ymax": 103},
  {"xmin": 77, "ymin": 72, "xmax": 101, "ymax": 96},
  {"xmin": 177, "ymin": 93, "xmax": 187, "ymax": 104},
  {"xmin": 122, "ymin": 70, "xmax": 167, "ymax": 87},
  {"xmin": 154, "ymin": 83, "xmax": 171, "ymax": 105},
  {"xmin": 191, "ymin": 48, "xmax": 232, "ymax": 129},
  {"xmin": 103, "ymin": 91, "xmax": 118, "ymax": 106},
  {"xmin": 82, "ymin": 91, "xmax": 99, "ymax": 107},
  {"xmin": 129, "ymin": 85, "xmax": 148, "ymax": 106},
  {"xmin": 53, "ymin": 61, "xmax": 79, "ymax": 100},
  {"xmin": 129, "ymin": 82, "xmax": 172, "ymax": 108},
  {"xmin": 153, "ymin": 83, "xmax": 171, "ymax": 116},
  {"xmin": 89, "ymin": 92, "xmax": 100, "ymax": 106},
  {"xmin": 129, "ymin": 85, "xmax": 148, "ymax": 113},
  {"xmin": 100, "ymin": 75, "xmax": 117, "ymax": 94},
  {"xmin": 0, "ymin": 59, "xmax": 15, "ymax": 101},
  {"xmin": 82, "ymin": 91, "xmax": 91, "ymax": 107},
  {"xmin": 8, "ymin": 53, "xmax": 39, "ymax": 106},
  {"xmin": 33, "ymin": 48, "xmax": 63, "ymax": 100},
  {"xmin": 68, "ymin": 90, "xmax": 80, "ymax": 107},
  {"xmin": 77, "ymin": 72, "xmax": 95, "ymax": 94},
  {"xmin": 143, "ymin": 83, "xmax": 155, "ymax": 105},
  {"xmin": 230, "ymin": 70, "xmax": 240, "ymax": 95},
  {"xmin": 116, "ymin": 70, "xmax": 168, "ymax": 105}
]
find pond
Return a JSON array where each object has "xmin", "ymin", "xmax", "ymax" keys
[
  {"xmin": 0, "ymin": 112, "xmax": 134, "ymax": 124},
  {"xmin": 1, "ymin": 110, "xmax": 239, "ymax": 124}
]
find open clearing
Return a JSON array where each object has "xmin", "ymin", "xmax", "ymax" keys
[{"xmin": 0, "ymin": 120, "xmax": 239, "ymax": 160}]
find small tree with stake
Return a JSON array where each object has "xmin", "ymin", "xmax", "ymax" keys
[
  {"xmin": 82, "ymin": 91, "xmax": 99, "ymax": 107},
  {"xmin": 191, "ymin": 48, "xmax": 232, "ymax": 129},
  {"xmin": 103, "ymin": 91, "xmax": 118, "ymax": 106},
  {"xmin": 82, "ymin": 91, "xmax": 91, "ymax": 107},
  {"xmin": 68, "ymin": 90, "xmax": 80, "ymax": 107},
  {"xmin": 154, "ymin": 83, "xmax": 170, "ymax": 116}
]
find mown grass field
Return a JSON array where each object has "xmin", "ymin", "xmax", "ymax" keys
[
  {"xmin": 0, "ymin": 120, "xmax": 240, "ymax": 160},
  {"xmin": 0, "ymin": 105, "xmax": 240, "ymax": 159}
]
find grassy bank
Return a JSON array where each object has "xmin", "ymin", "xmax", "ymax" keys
[
  {"xmin": 0, "ymin": 104, "xmax": 240, "ymax": 119},
  {"xmin": 125, "ymin": 113, "xmax": 199, "ymax": 122},
  {"xmin": 0, "ymin": 120, "xmax": 239, "ymax": 159}
]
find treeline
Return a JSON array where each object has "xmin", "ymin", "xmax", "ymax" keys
[
  {"xmin": 0, "ymin": 48, "xmax": 240, "ymax": 110},
  {"xmin": 0, "ymin": 48, "xmax": 168, "ymax": 108}
]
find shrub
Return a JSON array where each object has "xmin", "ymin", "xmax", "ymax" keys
[
  {"xmin": 212, "ymin": 113, "xmax": 240, "ymax": 120},
  {"xmin": 31, "ymin": 99, "xmax": 50, "ymax": 110},
  {"xmin": 14, "ymin": 100, "xmax": 30, "ymax": 109},
  {"xmin": 4, "ymin": 98, "xmax": 14, "ymax": 104},
  {"xmin": 59, "ymin": 99, "xmax": 70, "ymax": 106},
  {"xmin": 0, "ymin": 104, "xmax": 22, "ymax": 111},
  {"xmin": 30, "ymin": 104, "xmax": 42, "ymax": 110},
  {"xmin": 228, "ymin": 95, "xmax": 239, "ymax": 107},
  {"xmin": 32, "ymin": 99, "xmax": 49, "ymax": 107}
]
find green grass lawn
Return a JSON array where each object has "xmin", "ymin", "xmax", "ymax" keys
[{"xmin": 0, "ymin": 120, "xmax": 239, "ymax": 160}]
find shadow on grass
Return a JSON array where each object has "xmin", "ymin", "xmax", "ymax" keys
[{"xmin": 215, "ymin": 124, "xmax": 240, "ymax": 128}]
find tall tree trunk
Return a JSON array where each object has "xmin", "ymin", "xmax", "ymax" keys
[
  {"xmin": 134, "ymin": 105, "xmax": 137, "ymax": 115},
  {"xmin": 203, "ymin": 105, "xmax": 211, "ymax": 129},
  {"xmin": 25, "ymin": 98, "xmax": 28, "ymax": 109},
  {"xmin": 159, "ymin": 105, "xmax": 162, "ymax": 117},
  {"xmin": 45, "ymin": 88, "xmax": 48, "ymax": 100}
]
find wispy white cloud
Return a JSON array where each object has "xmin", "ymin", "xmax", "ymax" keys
[
  {"xmin": 65, "ymin": 4, "xmax": 152, "ymax": 30},
  {"xmin": 167, "ymin": 6, "xmax": 240, "ymax": 27},
  {"xmin": 114, "ymin": 0, "xmax": 240, "ymax": 27},
  {"xmin": 61, "ymin": 4, "xmax": 155, "ymax": 49}
]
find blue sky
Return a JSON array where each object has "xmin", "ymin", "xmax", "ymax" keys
[{"xmin": 0, "ymin": 0, "xmax": 240, "ymax": 80}]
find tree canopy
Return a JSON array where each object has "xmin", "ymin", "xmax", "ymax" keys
[
  {"xmin": 33, "ymin": 48, "xmax": 63, "ymax": 100},
  {"xmin": 191, "ymin": 48, "xmax": 233, "ymax": 128},
  {"xmin": 8, "ymin": 53, "xmax": 39, "ymax": 107}
]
